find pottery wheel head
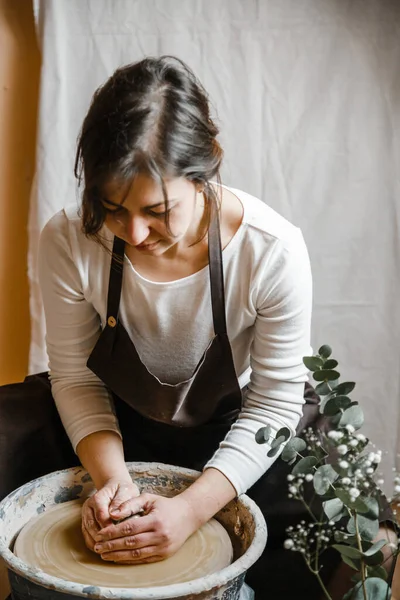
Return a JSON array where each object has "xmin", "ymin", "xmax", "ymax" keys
[{"xmin": 14, "ymin": 500, "xmax": 233, "ymax": 588}]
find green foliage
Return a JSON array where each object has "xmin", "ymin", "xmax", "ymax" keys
[
  {"xmin": 313, "ymin": 369, "xmax": 341, "ymax": 382},
  {"xmin": 313, "ymin": 465, "xmax": 339, "ymax": 495},
  {"xmin": 255, "ymin": 425, "xmax": 272, "ymax": 444},
  {"xmin": 281, "ymin": 437, "xmax": 306, "ymax": 462},
  {"xmin": 345, "ymin": 577, "xmax": 391, "ymax": 600},
  {"xmin": 339, "ymin": 405, "xmax": 364, "ymax": 430},
  {"xmin": 347, "ymin": 515, "xmax": 379, "ymax": 542},
  {"xmin": 256, "ymin": 344, "xmax": 398, "ymax": 600},
  {"xmin": 335, "ymin": 381, "xmax": 356, "ymax": 395},
  {"xmin": 318, "ymin": 345, "xmax": 332, "ymax": 358},
  {"xmin": 323, "ymin": 395, "xmax": 352, "ymax": 416},
  {"xmin": 315, "ymin": 381, "xmax": 333, "ymax": 396},
  {"xmin": 303, "ymin": 356, "xmax": 324, "ymax": 371},
  {"xmin": 323, "ymin": 497, "xmax": 344, "ymax": 521},
  {"xmin": 267, "ymin": 435, "xmax": 287, "ymax": 457},
  {"xmin": 292, "ymin": 455, "xmax": 318, "ymax": 475}
]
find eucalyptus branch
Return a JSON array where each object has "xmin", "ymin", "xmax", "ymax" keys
[
  {"xmin": 354, "ymin": 512, "xmax": 368, "ymax": 600},
  {"xmin": 256, "ymin": 344, "xmax": 398, "ymax": 600}
]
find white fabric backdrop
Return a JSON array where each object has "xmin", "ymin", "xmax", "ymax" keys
[{"xmin": 30, "ymin": 0, "xmax": 400, "ymax": 490}]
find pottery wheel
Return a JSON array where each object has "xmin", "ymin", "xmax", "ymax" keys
[{"xmin": 14, "ymin": 500, "xmax": 233, "ymax": 588}]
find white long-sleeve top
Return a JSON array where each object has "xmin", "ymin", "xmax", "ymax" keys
[{"xmin": 38, "ymin": 185, "xmax": 312, "ymax": 496}]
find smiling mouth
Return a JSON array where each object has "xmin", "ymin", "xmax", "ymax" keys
[{"xmin": 136, "ymin": 241, "xmax": 160, "ymax": 251}]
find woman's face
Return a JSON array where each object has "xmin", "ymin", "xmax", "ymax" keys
[{"xmin": 102, "ymin": 173, "xmax": 201, "ymax": 256}]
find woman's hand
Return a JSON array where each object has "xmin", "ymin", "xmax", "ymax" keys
[
  {"xmin": 81, "ymin": 478, "xmax": 141, "ymax": 553},
  {"xmin": 91, "ymin": 493, "xmax": 200, "ymax": 564}
]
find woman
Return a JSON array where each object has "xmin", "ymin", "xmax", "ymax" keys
[{"xmin": 37, "ymin": 56, "xmax": 393, "ymax": 598}]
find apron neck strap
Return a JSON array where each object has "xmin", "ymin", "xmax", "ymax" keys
[
  {"xmin": 105, "ymin": 195, "xmax": 227, "ymax": 336},
  {"xmin": 207, "ymin": 196, "xmax": 227, "ymax": 335},
  {"xmin": 106, "ymin": 236, "xmax": 125, "ymax": 326}
]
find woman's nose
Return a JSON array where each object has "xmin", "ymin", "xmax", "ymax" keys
[{"xmin": 125, "ymin": 216, "xmax": 150, "ymax": 246}]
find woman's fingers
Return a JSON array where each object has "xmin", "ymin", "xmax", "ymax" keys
[
  {"xmin": 82, "ymin": 504, "xmax": 101, "ymax": 541},
  {"xmin": 101, "ymin": 545, "xmax": 161, "ymax": 564},
  {"xmin": 109, "ymin": 482, "xmax": 141, "ymax": 519},
  {"xmin": 95, "ymin": 513, "xmax": 153, "ymax": 543},
  {"xmin": 98, "ymin": 495, "xmax": 154, "ymax": 541},
  {"xmin": 94, "ymin": 532, "xmax": 163, "ymax": 555}
]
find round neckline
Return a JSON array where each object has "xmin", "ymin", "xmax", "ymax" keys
[{"xmin": 124, "ymin": 183, "xmax": 246, "ymax": 288}]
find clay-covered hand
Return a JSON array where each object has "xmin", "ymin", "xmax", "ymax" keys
[
  {"xmin": 92, "ymin": 493, "xmax": 200, "ymax": 564},
  {"xmin": 81, "ymin": 478, "xmax": 141, "ymax": 553}
]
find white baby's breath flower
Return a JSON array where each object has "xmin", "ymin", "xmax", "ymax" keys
[
  {"xmin": 373, "ymin": 452, "xmax": 382, "ymax": 464},
  {"xmin": 341, "ymin": 477, "xmax": 351, "ymax": 485},
  {"xmin": 376, "ymin": 478, "xmax": 384, "ymax": 487},
  {"xmin": 366, "ymin": 467, "xmax": 374, "ymax": 475},
  {"xmin": 287, "ymin": 474, "xmax": 294, "ymax": 481},
  {"xmin": 394, "ymin": 485, "xmax": 400, "ymax": 494},
  {"xmin": 328, "ymin": 430, "xmax": 344, "ymax": 441},
  {"xmin": 339, "ymin": 460, "xmax": 349, "ymax": 469},
  {"xmin": 349, "ymin": 488, "xmax": 360, "ymax": 499},
  {"xmin": 305, "ymin": 473, "xmax": 314, "ymax": 482},
  {"xmin": 356, "ymin": 433, "xmax": 366, "ymax": 442},
  {"xmin": 345, "ymin": 425, "xmax": 355, "ymax": 434},
  {"xmin": 289, "ymin": 486, "xmax": 298, "ymax": 495},
  {"xmin": 349, "ymin": 439, "xmax": 359, "ymax": 447},
  {"xmin": 284, "ymin": 539, "xmax": 294, "ymax": 550},
  {"xmin": 337, "ymin": 445, "xmax": 348, "ymax": 455}
]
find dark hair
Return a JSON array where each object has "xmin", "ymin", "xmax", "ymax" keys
[{"xmin": 74, "ymin": 55, "xmax": 224, "ymax": 244}]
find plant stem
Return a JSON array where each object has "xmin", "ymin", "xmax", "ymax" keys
[
  {"xmin": 304, "ymin": 556, "xmax": 333, "ymax": 600},
  {"xmin": 354, "ymin": 512, "xmax": 367, "ymax": 600},
  {"xmin": 299, "ymin": 493, "xmax": 319, "ymax": 523}
]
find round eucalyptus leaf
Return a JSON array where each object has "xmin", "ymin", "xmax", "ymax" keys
[
  {"xmin": 336, "ymin": 489, "xmax": 360, "ymax": 509},
  {"xmin": 292, "ymin": 455, "xmax": 318, "ymax": 475},
  {"xmin": 323, "ymin": 498, "xmax": 344, "ymax": 520},
  {"xmin": 347, "ymin": 514, "xmax": 379, "ymax": 541},
  {"xmin": 339, "ymin": 405, "xmax": 364, "ymax": 430},
  {"xmin": 315, "ymin": 381, "xmax": 332, "ymax": 397},
  {"xmin": 324, "ymin": 359, "xmax": 339, "ymax": 370},
  {"xmin": 363, "ymin": 549, "xmax": 384, "ymax": 566},
  {"xmin": 255, "ymin": 425, "xmax": 272, "ymax": 444},
  {"xmin": 318, "ymin": 345, "xmax": 332, "ymax": 358},
  {"xmin": 281, "ymin": 445, "xmax": 296, "ymax": 462},
  {"xmin": 271, "ymin": 434, "xmax": 287, "ymax": 449},
  {"xmin": 323, "ymin": 395, "xmax": 352, "ymax": 416},
  {"xmin": 334, "ymin": 530, "xmax": 357, "ymax": 544},
  {"xmin": 342, "ymin": 554, "xmax": 361, "ymax": 571},
  {"xmin": 313, "ymin": 465, "xmax": 339, "ymax": 495},
  {"xmin": 335, "ymin": 381, "xmax": 356, "ymax": 395},
  {"xmin": 267, "ymin": 444, "xmax": 282, "ymax": 457},
  {"xmin": 332, "ymin": 544, "xmax": 362, "ymax": 559},
  {"xmin": 362, "ymin": 497, "xmax": 380, "ymax": 520},
  {"xmin": 303, "ymin": 356, "xmax": 324, "ymax": 371},
  {"xmin": 275, "ymin": 427, "xmax": 291, "ymax": 441},
  {"xmin": 368, "ymin": 566, "xmax": 388, "ymax": 582},
  {"xmin": 313, "ymin": 369, "xmax": 341, "ymax": 382},
  {"xmin": 281, "ymin": 436, "xmax": 306, "ymax": 462},
  {"xmin": 363, "ymin": 539, "xmax": 387, "ymax": 557},
  {"xmin": 362, "ymin": 578, "xmax": 390, "ymax": 599}
]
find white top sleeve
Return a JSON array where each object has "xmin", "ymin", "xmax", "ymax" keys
[
  {"xmin": 38, "ymin": 213, "xmax": 122, "ymax": 450},
  {"xmin": 204, "ymin": 231, "xmax": 312, "ymax": 494}
]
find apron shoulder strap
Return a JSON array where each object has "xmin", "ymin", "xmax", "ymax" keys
[
  {"xmin": 208, "ymin": 198, "xmax": 228, "ymax": 336},
  {"xmin": 106, "ymin": 236, "xmax": 125, "ymax": 327}
]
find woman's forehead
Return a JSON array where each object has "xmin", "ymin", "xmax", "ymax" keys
[{"xmin": 103, "ymin": 174, "xmax": 189, "ymax": 206}]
